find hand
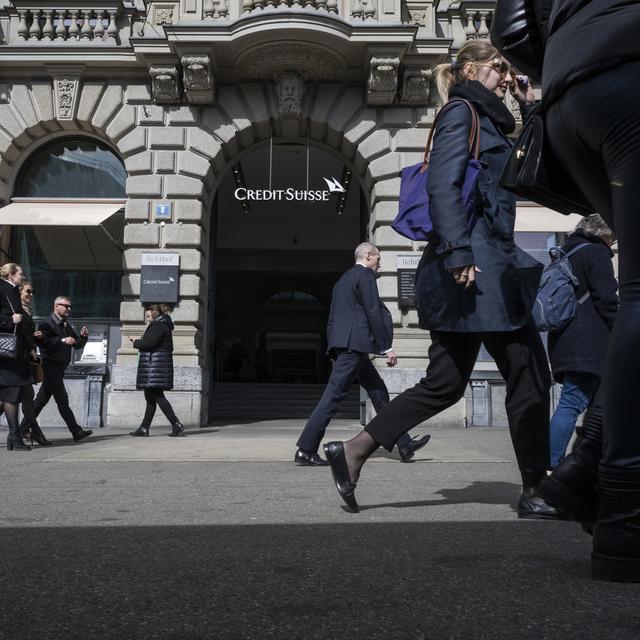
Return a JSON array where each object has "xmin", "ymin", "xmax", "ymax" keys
[
  {"xmin": 64, "ymin": 337, "xmax": 76, "ymax": 346},
  {"xmin": 33, "ymin": 330, "xmax": 43, "ymax": 340},
  {"xmin": 511, "ymin": 75, "xmax": 535, "ymax": 105},
  {"xmin": 449, "ymin": 264, "xmax": 481, "ymax": 289},
  {"xmin": 80, "ymin": 326, "xmax": 89, "ymax": 338},
  {"xmin": 386, "ymin": 350, "xmax": 398, "ymax": 367},
  {"xmin": 12, "ymin": 313, "xmax": 22, "ymax": 324},
  {"xmin": 29, "ymin": 350, "xmax": 38, "ymax": 362}
]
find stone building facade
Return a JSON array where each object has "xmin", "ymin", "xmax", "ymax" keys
[{"xmin": 0, "ymin": 1, "xmax": 575, "ymax": 429}]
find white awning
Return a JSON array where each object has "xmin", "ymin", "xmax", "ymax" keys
[
  {"xmin": 0, "ymin": 200, "xmax": 125, "ymax": 271},
  {"xmin": 515, "ymin": 204, "xmax": 583, "ymax": 232}
]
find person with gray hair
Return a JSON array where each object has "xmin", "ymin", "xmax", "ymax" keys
[
  {"xmin": 546, "ymin": 214, "xmax": 618, "ymax": 469},
  {"xmin": 294, "ymin": 242, "xmax": 430, "ymax": 466}
]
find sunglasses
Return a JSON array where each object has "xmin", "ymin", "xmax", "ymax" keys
[
  {"xmin": 57, "ymin": 303, "xmax": 72, "ymax": 309},
  {"xmin": 23, "ymin": 289, "xmax": 34, "ymax": 295},
  {"xmin": 488, "ymin": 59, "xmax": 512, "ymax": 75}
]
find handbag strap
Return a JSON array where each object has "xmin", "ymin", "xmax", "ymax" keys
[
  {"xmin": 421, "ymin": 98, "xmax": 481, "ymax": 172},
  {"xmin": 4, "ymin": 294, "xmax": 17, "ymax": 336}
]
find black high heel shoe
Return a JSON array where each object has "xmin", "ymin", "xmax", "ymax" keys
[
  {"xmin": 129, "ymin": 426, "xmax": 149, "ymax": 437},
  {"xmin": 7, "ymin": 433, "xmax": 31, "ymax": 451},
  {"xmin": 24, "ymin": 421, "xmax": 52, "ymax": 446},
  {"xmin": 168, "ymin": 421, "xmax": 184, "ymax": 437},
  {"xmin": 323, "ymin": 441, "xmax": 359, "ymax": 513}
]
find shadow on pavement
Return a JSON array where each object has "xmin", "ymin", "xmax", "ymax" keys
[{"xmin": 1, "ymin": 521, "xmax": 639, "ymax": 639}]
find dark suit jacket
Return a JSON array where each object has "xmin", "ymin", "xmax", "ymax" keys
[
  {"xmin": 326, "ymin": 264, "xmax": 392, "ymax": 356},
  {"xmin": 38, "ymin": 314, "xmax": 87, "ymax": 368}
]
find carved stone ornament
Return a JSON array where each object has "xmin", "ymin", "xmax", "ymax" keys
[
  {"xmin": 408, "ymin": 9, "xmax": 427, "ymax": 26},
  {"xmin": 400, "ymin": 68, "xmax": 431, "ymax": 105},
  {"xmin": 150, "ymin": 65, "xmax": 182, "ymax": 104},
  {"xmin": 275, "ymin": 70, "xmax": 305, "ymax": 118},
  {"xmin": 182, "ymin": 55, "xmax": 215, "ymax": 104},
  {"xmin": 367, "ymin": 57, "xmax": 399, "ymax": 106},
  {"xmin": 155, "ymin": 7, "xmax": 174, "ymax": 25},
  {"xmin": 53, "ymin": 77, "xmax": 80, "ymax": 120},
  {"xmin": 0, "ymin": 83, "xmax": 11, "ymax": 104}
]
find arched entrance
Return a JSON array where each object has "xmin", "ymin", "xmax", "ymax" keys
[{"xmin": 208, "ymin": 136, "xmax": 367, "ymax": 418}]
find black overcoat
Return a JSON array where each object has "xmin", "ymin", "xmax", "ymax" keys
[
  {"xmin": 0, "ymin": 279, "xmax": 34, "ymax": 386},
  {"xmin": 548, "ymin": 230, "xmax": 618, "ymax": 382},
  {"xmin": 415, "ymin": 100, "xmax": 542, "ymax": 333},
  {"xmin": 134, "ymin": 314, "xmax": 174, "ymax": 390}
]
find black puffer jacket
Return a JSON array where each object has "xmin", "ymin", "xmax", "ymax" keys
[
  {"xmin": 542, "ymin": 0, "xmax": 640, "ymax": 106},
  {"xmin": 134, "ymin": 314, "xmax": 174, "ymax": 390},
  {"xmin": 548, "ymin": 230, "xmax": 618, "ymax": 382}
]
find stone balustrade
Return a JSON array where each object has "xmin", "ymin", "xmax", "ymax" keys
[
  {"xmin": 14, "ymin": 8, "xmax": 121, "ymax": 43},
  {"xmin": 462, "ymin": 8, "xmax": 492, "ymax": 40},
  {"xmin": 235, "ymin": 0, "xmax": 385, "ymax": 19}
]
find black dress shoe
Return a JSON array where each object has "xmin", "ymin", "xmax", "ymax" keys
[
  {"xmin": 397, "ymin": 434, "xmax": 431, "ymax": 463},
  {"xmin": 323, "ymin": 441, "xmax": 359, "ymax": 513},
  {"xmin": 72, "ymin": 429, "xmax": 93, "ymax": 442},
  {"xmin": 517, "ymin": 493, "xmax": 569, "ymax": 520},
  {"xmin": 294, "ymin": 449, "xmax": 329, "ymax": 466}
]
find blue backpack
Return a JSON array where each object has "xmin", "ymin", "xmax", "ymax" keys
[{"xmin": 532, "ymin": 243, "xmax": 591, "ymax": 332}]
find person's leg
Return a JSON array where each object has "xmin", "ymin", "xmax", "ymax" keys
[
  {"xmin": 31, "ymin": 378, "xmax": 53, "ymax": 419},
  {"xmin": 296, "ymin": 350, "xmax": 364, "ymax": 454},
  {"xmin": 5, "ymin": 399, "xmax": 30, "ymax": 451},
  {"xmin": 139, "ymin": 388, "xmax": 158, "ymax": 431},
  {"xmin": 19, "ymin": 384, "xmax": 51, "ymax": 445},
  {"xmin": 549, "ymin": 373, "xmax": 601, "ymax": 468},
  {"xmin": 48, "ymin": 375, "xmax": 82, "ymax": 435}
]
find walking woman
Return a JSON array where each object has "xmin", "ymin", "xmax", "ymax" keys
[
  {"xmin": 129, "ymin": 304, "xmax": 184, "ymax": 437},
  {"xmin": 323, "ymin": 40, "xmax": 560, "ymax": 519},
  {"xmin": 492, "ymin": 0, "xmax": 640, "ymax": 582},
  {"xmin": 18, "ymin": 281, "xmax": 52, "ymax": 446},
  {"xmin": 0, "ymin": 264, "xmax": 35, "ymax": 451}
]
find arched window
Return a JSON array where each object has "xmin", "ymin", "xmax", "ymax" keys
[{"xmin": 15, "ymin": 138, "xmax": 126, "ymax": 198}]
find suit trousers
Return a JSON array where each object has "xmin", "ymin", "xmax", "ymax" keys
[
  {"xmin": 365, "ymin": 322, "xmax": 551, "ymax": 475},
  {"xmin": 296, "ymin": 349, "xmax": 409, "ymax": 453},
  {"xmin": 32, "ymin": 362, "xmax": 82, "ymax": 435}
]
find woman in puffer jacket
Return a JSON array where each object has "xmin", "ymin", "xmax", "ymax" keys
[{"xmin": 129, "ymin": 304, "xmax": 184, "ymax": 437}]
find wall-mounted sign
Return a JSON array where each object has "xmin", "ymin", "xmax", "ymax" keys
[
  {"xmin": 397, "ymin": 254, "xmax": 421, "ymax": 308},
  {"xmin": 154, "ymin": 201, "xmax": 172, "ymax": 220},
  {"xmin": 140, "ymin": 252, "xmax": 179, "ymax": 303},
  {"xmin": 233, "ymin": 177, "xmax": 346, "ymax": 203}
]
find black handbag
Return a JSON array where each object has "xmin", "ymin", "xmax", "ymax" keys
[
  {"xmin": 490, "ymin": 0, "xmax": 550, "ymax": 80},
  {"xmin": 500, "ymin": 105, "xmax": 595, "ymax": 217},
  {"xmin": 0, "ymin": 295, "xmax": 18, "ymax": 360}
]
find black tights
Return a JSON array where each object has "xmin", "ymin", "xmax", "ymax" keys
[
  {"xmin": 140, "ymin": 388, "xmax": 178, "ymax": 430},
  {"xmin": 0, "ymin": 401, "xmax": 19, "ymax": 433},
  {"xmin": 547, "ymin": 61, "xmax": 640, "ymax": 470}
]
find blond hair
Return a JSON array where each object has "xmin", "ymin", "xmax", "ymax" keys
[
  {"xmin": 433, "ymin": 40, "xmax": 501, "ymax": 103},
  {"xmin": 0, "ymin": 263, "xmax": 21, "ymax": 279},
  {"xmin": 146, "ymin": 303, "xmax": 173, "ymax": 316}
]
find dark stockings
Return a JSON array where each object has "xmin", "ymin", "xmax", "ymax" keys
[{"xmin": 344, "ymin": 431, "xmax": 379, "ymax": 484}]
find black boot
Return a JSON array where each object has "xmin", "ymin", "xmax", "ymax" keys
[
  {"xmin": 7, "ymin": 424, "xmax": 31, "ymax": 451},
  {"xmin": 27, "ymin": 421, "xmax": 52, "ymax": 446},
  {"xmin": 592, "ymin": 466, "xmax": 640, "ymax": 582},
  {"xmin": 129, "ymin": 426, "xmax": 149, "ymax": 437},
  {"xmin": 537, "ymin": 398, "xmax": 603, "ymax": 527},
  {"xmin": 168, "ymin": 421, "xmax": 185, "ymax": 437}
]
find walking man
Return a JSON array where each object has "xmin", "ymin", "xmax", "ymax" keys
[
  {"xmin": 294, "ymin": 242, "xmax": 430, "ymax": 466},
  {"xmin": 24, "ymin": 296, "xmax": 93, "ymax": 441}
]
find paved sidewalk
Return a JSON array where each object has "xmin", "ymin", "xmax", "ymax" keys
[{"xmin": 1, "ymin": 421, "xmax": 638, "ymax": 639}]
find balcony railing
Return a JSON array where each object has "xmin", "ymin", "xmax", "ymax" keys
[{"xmin": 14, "ymin": 9, "xmax": 120, "ymax": 43}]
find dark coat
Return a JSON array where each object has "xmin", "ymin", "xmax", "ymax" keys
[
  {"xmin": 134, "ymin": 314, "xmax": 174, "ymax": 390},
  {"xmin": 38, "ymin": 313, "xmax": 87, "ymax": 368},
  {"xmin": 538, "ymin": 0, "xmax": 640, "ymax": 106},
  {"xmin": 415, "ymin": 100, "xmax": 543, "ymax": 333},
  {"xmin": 548, "ymin": 230, "xmax": 618, "ymax": 382},
  {"xmin": 326, "ymin": 264, "xmax": 393, "ymax": 355},
  {"xmin": 0, "ymin": 279, "xmax": 34, "ymax": 386}
]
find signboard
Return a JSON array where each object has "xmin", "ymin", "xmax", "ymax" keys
[
  {"xmin": 397, "ymin": 254, "xmax": 421, "ymax": 308},
  {"xmin": 154, "ymin": 201, "xmax": 172, "ymax": 220},
  {"xmin": 140, "ymin": 253, "xmax": 179, "ymax": 303}
]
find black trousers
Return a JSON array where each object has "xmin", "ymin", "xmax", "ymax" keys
[
  {"xmin": 547, "ymin": 62, "xmax": 640, "ymax": 469},
  {"xmin": 296, "ymin": 349, "xmax": 412, "ymax": 454},
  {"xmin": 140, "ymin": 388, "xmax": 178, "ymax": 430},
  {"xmin": 365, "ymin": 322, "xmax": 551, "ymax": 475},
  {"xmin": 32, "ymin": 362, "xmax": 81, "ymax": 435}
]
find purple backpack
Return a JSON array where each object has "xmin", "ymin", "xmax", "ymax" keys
[{"xmin": 392, "ymin": 99, "xmax": 482, "ymax": 242}]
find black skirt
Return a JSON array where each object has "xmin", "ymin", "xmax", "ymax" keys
[{"xmin": 0, "ymin": 384, "xmax": 30, "ymax": 404}]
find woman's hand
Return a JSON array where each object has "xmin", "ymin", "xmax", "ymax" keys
[
  {"xmin": 12, "ymin": 313, "xmax": 22, "ymax": 324},
  {"xmin": 449, "ymin": 264, "xmax": 481, "ymax": 289},
  {"xmin": 33, "ymin": 330, "xmax": 43, "ymax": 340},
  {"xmin": 511, "ymin": 75, "xmax": 536, "ymax": 105}
]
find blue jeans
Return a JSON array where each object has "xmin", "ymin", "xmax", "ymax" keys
[{"xmin": 549, "ymin": 372, "xmax": 600, "ymax": 468}]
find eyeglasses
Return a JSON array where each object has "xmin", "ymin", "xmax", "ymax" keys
[
  {"xmin": 23, "ymin": 289, "xmax": 34, "ymax": 295},
  {"xmin": 57, "ymin": 303, "xmax": 72, "ymax": 309},
  {"xmin": 488, "ymin": 58, "xmax": 512, "ymax": 75}
]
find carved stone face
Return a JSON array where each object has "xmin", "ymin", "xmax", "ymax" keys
[{"xmin": 276, "ymin": 71, "xmax": 304, "ymax": 115}]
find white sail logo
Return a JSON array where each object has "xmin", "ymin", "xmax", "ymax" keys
[{"xmin": 322, "ymin": 177, "xmax": 346, "ymax": 193}]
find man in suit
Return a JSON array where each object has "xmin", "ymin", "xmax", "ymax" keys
[
  {"xmin": 22, "ymin": 296, "xmax": 93, "ymax": 441},
  {"xmin": 294, "ymin": 242, "xmax": 430, "ymax": 466}
]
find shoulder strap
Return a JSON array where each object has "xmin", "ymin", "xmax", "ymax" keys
[
  {"xmin": 4, "ymin": 295, "xmax": 17, "ymax": 335},
  {"xmin": 421, "ymin": 99, "xmax": 481, "ymax": 172},
  {"xmin": 563, "ymin": 242, "xmax": 592, "ymax": 259}
]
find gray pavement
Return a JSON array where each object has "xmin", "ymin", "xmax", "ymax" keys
[{"xmin": 1, "ymin": 420, "xmax": 639, "ymax": 639}]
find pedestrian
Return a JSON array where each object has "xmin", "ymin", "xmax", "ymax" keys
[
  {"xmin": 0, "ymin": 263, "xmax": 36, "ymax": 451},
  {"xmin": 548, "ymin": 215, "xmax": 617, "ymax": 468},
  {"xmin": 492, "ymin": 0, "xmax": 640, "ymax": 583},
  {"xmin": 295, "ymin": 242, "xmax": 430, "ymax": 466},
  {"xmin": 25, "ymin": 296, "xmax": 93, "ymax": 442},
  {"xmin": 227, "ymin": 340, "xmax": 250, "ymax": 382},
  {"xmin": 128, "ymin": 304, "xmax": 184, "ymax": 437},
  {"xmin": 323, "ymin": 40, "xmax": 560, "ymax": 519},
  {"xmin": 17, "ymin": 281, "xmax": 52, "ymax": 446}
]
